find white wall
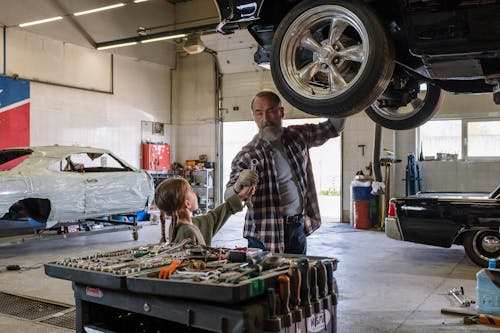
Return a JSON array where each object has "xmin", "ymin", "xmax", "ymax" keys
[
  {"xmin": 394, "ymin": 92, "xmax": 500, "ymax": 196},
  {"xmin": 2, "ymin": 31, "xmax": 173, "ymax": 168},
  {"xmin": 171, "ymin": 52, "xmax": 217, "ymax": 165}
]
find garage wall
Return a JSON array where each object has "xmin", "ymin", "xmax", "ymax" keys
[
  {"xmin": 1, "ymin": 31, "xmax": 173, "ymax": 168},
  {"xmin": 171, "ymin": 52, "xmax": 217, "ymax": 165},
  {"xmin": 394, "ymin": 92, "xmax": 500, "ymax": 196}
]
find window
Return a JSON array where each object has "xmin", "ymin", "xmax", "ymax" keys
[
  {"xmin": 467, "ymin": 121, "xmax": 500, "ymax": 158},
  {"xmin": 55, "ymin": 152, "xmax": 132, "ymax": 172},
  {"xmin": 418, "ymin": 118, "xmax": 500, "ymax": 160}
]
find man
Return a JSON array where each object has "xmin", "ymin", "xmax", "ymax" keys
[{"xmin": 225, "ymin": 90, "xmax": 346, "ymax": 254}]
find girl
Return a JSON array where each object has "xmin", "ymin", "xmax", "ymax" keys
[{"xmin": 155, "ymin": 177, "xmax": 256, "ymax": 246}]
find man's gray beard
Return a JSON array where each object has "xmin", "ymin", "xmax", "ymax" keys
[{"xmin": 259, "ymin": 127, "xmax": 283, "ymax": 142}]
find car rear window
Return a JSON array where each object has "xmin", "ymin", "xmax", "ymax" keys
[{"xmin": 0, "ymin": 150, "xmax": 32, "ymax": 171}]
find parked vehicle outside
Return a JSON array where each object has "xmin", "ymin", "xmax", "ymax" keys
[
  {"xmin": 0, "ymin": 146, "xmax": 155, "ymax": 230},
  {"xmin": 214, "ymin": 0, "xmax": 500, "ymax": 130},
  {"xmin": 385, "ymin": 186, "xmax": 500, "ymax": 267}
]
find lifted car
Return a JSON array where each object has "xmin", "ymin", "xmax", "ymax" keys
[
  {"xmin": 214, "ymin": 0, "xmax": 500, "ymax": 130},
  {"xmin": 385, "ymin": 185, "xmax": 500, "ymax": 267}
]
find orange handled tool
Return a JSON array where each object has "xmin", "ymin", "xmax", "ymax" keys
[{"xmin": 158, "ymin": 259, "xmax": 182, "ymax": 279}]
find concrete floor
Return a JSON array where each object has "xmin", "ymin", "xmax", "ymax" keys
[{"xmin": 0, "ymin": 213, "xmax": 495, "ymax": 332}]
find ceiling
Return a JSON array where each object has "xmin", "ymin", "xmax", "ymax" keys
[{"xmin": 0, "ymin": 0, "xmax": 261, "ymax": 72}]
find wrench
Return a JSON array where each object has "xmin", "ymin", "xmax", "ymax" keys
[{"xmin": 245, "ymin": 159, "xmax": 259, "ymax": 209}]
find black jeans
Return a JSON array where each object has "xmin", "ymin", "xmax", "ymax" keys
[{"xmin": 246, "ymin": 222, "xmax": 307, "ymax": 254}]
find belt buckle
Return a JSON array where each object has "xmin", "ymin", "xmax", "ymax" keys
[{"xmin": 285, "ymin": 215, "xmax": 301, "ymax": 224}]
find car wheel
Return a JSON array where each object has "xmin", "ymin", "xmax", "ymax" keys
[
  {"xmin": 365, "ymin": 74, "xmax": 444, "ymax": 130},
  {"xmin": 464, "ymin": 230, "xmax": 500, "ymax": 267},
  {"xmin": 271, "ymin": 0, "xmax": 394, "ymax": 117}
]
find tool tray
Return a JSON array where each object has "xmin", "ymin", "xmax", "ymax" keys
[
  {"xmin": 126, "ymin": 268, "xmax": 286, "ymax": 303},
  {"xmin": 44, "ymin": 243, "xmax": 185, "ymax": 290},
  {"xmin": 44, "ymin": 263, "xmax": 127, "ymax": 290},
  {"xmin": 44, "ymin": 242, "xmax": 338, "ymax": 304}
]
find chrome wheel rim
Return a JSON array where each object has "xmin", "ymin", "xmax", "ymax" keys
[
  {"xmin": 371, "ymin": 83, "xmax": 430, "ymax": 121},
  {"xmin": 279, "ymin": 5, "xmax": 369, "ymax": 100},
  {"xmin": 473, "ymin": 231, "xmax": 500, "ymax": 261}
]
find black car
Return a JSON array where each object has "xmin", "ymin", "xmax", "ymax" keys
[
  {"xmin": 385, "ymin": 185, "xmax": 500, "ymax": 267},
  {"xmin": 214, "ymin": 0, "xmax": 500, "ymax": 130}
]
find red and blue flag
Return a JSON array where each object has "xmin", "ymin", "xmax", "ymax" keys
[{"xmin": 0, "ymin": 76, "xmax": 30, "ymax": 149}]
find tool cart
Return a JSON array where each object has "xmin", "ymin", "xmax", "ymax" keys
[{"xmin": 45, "ymin": 241, "xmax": 338, "ymax": 333}]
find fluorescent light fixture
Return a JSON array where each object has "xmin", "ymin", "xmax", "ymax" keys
[
  {"xmin": 134, "ymin": 0, "xmax": 149, "ymax": 2},
  {"xmin": 141, "ymin": 33, "xmax": 187, "ymax": 44},
  {"xmin": 97, "ymin": 41, "xmax": 137, "ymax": 50},
  {"xmin": 74, "ymin": 3, "xmax": 125, "ymax": 16},
  {"xmin": 19, "ymin": 16, "xmax": 63, "ymax": 27}
]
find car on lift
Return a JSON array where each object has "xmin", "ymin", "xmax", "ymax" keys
[
  {"xmin": 0, "ymin": 146, "xmax": 155, "ymax": 232},
  {"xmin": 385, "ymin": 185, "xmax": 500, "ymax": 267},
  {"xmin": 214, "ymin": 0, "xmax": 500, "ymax": 130}
]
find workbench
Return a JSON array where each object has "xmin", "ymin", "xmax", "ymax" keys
[{"xmin": 45, "ymin": 241, "xmax": 338, "ymax": 333}]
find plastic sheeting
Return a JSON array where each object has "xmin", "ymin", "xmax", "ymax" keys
[{"xmin": 0, "ymin": 146, "xmax": 154, "ymax": 225}]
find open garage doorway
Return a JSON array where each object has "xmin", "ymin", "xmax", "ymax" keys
[{"xmin": 222, "ymin": 118, "xmax": 342, "ymax": 221}]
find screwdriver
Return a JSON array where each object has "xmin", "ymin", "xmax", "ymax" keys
[
  {"xmin": 288, "ymin": 266, "xmax": 302, "ymax": 332},
  {"xmin": 278, "ymin": 275, "xmax": 292, "ymax": 333},
  {"xmin": 297, "ymin": 258, "xmax": 312, "ymax": 324},
  {"xmin": 316, "ymin": 261, "xmax": 328, "ymax": 330},
  {"xmin": 309, "ymin": 266, "xmax": 321, "ymax": 314},
  {"xmin": 323, "ymin": 260, "xmax": 339, "ymax": 305},
  {"xmin": 263, "ymin": 288, "xmax": 281, "ymax": 332}
]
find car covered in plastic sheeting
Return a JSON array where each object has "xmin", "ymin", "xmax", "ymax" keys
[
  {"xmin": 385, "ymin": 185, "xmax": 500, "ymax": 267},
  {"xmin": 214, "ymin": 0, "xmax": 500, "ymax": 130},
  {"xmin": 0, "ymin": 146, "xmax": 155, "ymax": 229}
]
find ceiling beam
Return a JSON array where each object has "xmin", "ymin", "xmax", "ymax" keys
[{"xmin": 95, "ymin": 23, "xmax": 218, "ymax": 49}]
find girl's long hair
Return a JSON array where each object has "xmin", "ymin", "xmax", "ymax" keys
[{"xmin": 154, "ymin": 178, "xmax": 190, "ymax": 241}]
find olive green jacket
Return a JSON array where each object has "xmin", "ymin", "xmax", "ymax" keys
[{"xmin": 169, "ymin": 194, "xmax": 243, "ymax": 246}]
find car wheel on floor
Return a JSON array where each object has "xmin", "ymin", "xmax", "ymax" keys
[
  {"xmin": 463, "ymin": 230, "xmax": 500, "ymax": 267},
  {"xmin": 271, "ymin": 0, "xmax": 394, "ymax": 117}
]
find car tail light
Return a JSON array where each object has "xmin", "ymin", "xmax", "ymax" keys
[{"xmin": 388, "ymin": 202, "xmax": 396, "ymax": 217}]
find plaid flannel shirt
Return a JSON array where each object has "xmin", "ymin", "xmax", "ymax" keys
[{"xmin": 226, "ymin": 120, "xmax": 340, "ymax": 253}]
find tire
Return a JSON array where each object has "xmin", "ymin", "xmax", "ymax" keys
[
  {"xmin": 463, "ymin": 230, "xmax": 500, "ymax": 268},
  {"xmin": 365, "ymin": 82, "xmax": 444, "ymax": 130},
  {"xmin": 271, "ymin": 0, "xmax": 394, "ymax": 117}
]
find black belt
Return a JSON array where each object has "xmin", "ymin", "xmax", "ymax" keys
[{"xmin": 283, "ymin": 214, "xmax": 304, "ymax": 224}]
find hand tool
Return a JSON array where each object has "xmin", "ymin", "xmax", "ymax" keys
[
  {"xmin": 278, "ymin": 275, "xmax": 292, "ymax": 333},
  {"xmin": 324, "ymin": 260, "xmax": 337, "ymax": 297},
  {"xmin": 288, "ymin": 266, "xmax": 302, "ymax": 332},
  {"xmin": 316, "ymin": 261, "xmax": 329, "ymax": 330},
  {"xmin": 463, "ymin": 313, "xmax": 500, "ymax": 326},
  {"xmin": 158, "ymin": 259, "xmax": 182, "ymax": 279},
  {"xmin": 309, "ymin": 266, "xmax": 321, "ymax": 314},
  {"xmin": 297, "ymin": 257, "xmax": 312, "ymax": 327},
  {"xmin": 448, "ymin": 286, "xmax": 472, "ymax": 307},
  {"xmin": 477, "ymin": 313, "xmax": 500, "ymax": 326},
  {"xmin": 245, "ymin": 159, "xmax": 259, "ymax": 209},
  {"xmin": 263, "ymin": 288, "xmax": 281, "ymax": 332}
]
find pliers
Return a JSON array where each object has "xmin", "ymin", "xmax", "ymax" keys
[{"xmin": 158, "ymin": 259, "xmax": 183, "ymax": 279}]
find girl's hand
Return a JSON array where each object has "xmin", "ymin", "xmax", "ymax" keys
[{"xmin": 237, "ymin": 184, "xmax": 256, "ymax": 201}]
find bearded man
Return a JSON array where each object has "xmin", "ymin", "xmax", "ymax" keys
[{"xmin": 225, "ymin": 90, "xmax": 346, "ymax": 254}]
